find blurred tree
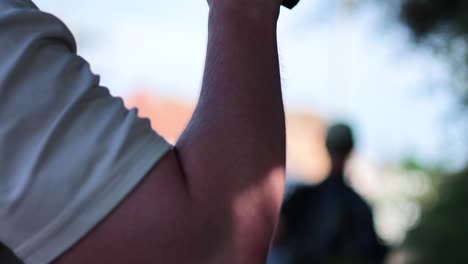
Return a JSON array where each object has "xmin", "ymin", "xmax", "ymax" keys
[
  {"xmin": 400, "ymin": 0, "xmax": 468, "ymax": 39},
  {"xmin": 397, "ymin": 0, "xmax": 468, "ymax": 106},
  {"xmin": 389, "ymin": 1, "xmax": 468, "ymax": 262},
  {"xmin": 404, "ymin": 167, "xmax": 468, "ymax": 264}
]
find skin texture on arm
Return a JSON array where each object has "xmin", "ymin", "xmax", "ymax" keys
[
  {"xmin": 175, "ymin": 4, "xmax": 286, "ymax": 263},
  {"xmin": 54, "ymin": 2, "xmax": 285, "ymax": 264}
]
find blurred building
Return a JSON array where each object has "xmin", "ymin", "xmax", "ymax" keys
[{"xmin": 125, "ymin": 90, "xmax": 331, "ymax": 183}]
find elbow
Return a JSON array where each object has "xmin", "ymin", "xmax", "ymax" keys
[
  {"xmin": 223, "ymin": 168, "xmax": 286, "ymax": 263},
  {"xmin": 187, "ymin": 166, "xmax": 285, "ymax": 264},
  {"xmin": 174, "ymin": 132, "xmax": 286, "ymax": 263}
]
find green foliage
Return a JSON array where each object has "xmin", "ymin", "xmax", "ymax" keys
[
  {"xmin": 376, "ymin": 2, "xmax": 468, "ymax": 261},
  {"xmin": 405, "ymin": 167, "xmax": 468, "ymax": 264},
  {"xmin": 397, "ymin": 0, "xmax": 468, "ymax": 106},
  {"xmin": 399, "ymin": 0, "xmax": 468, "ymax": 40}
]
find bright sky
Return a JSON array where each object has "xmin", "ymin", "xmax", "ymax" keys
[{"xmin": 34, "ymin": 0, "xmax": 463, "ymax": 167}]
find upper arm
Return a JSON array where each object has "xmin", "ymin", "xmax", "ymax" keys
[
  {"xmin": 53, "ymin": 150, "xmax": 225, "ymax": 264},
  {"xmin": 54, "ymin": 147, "xmax": 275, "ymax": 264}
]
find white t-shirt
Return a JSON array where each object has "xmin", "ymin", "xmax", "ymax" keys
[{"xmin": 0, "ymin": 1, "xmax": 172, "ymax": 263}]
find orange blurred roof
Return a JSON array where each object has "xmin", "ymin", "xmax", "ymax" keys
[
  {"xmin": 126, "ymin": 90, "xmax": 330, "ymax": 183},
  {"xmin": 126, "ymin": 91, "xmax": 193, "ymax": 143}
]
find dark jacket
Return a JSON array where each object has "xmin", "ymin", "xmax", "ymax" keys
[{"xmin": 280, "ymin": 174, "xmax": 388, "ymax": 264}]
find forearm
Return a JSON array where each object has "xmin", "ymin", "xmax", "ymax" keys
[
  {"xmin": 177, "ymin": 6, "xmax": 285, "ymax": 201},
  {"xmin": 175, "ymin": 5, "xmax": 286, "ymax": 256}
]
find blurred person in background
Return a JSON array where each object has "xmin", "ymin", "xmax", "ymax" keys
[{"xmin": 269, "ymin": 123, "xmax": 388, "ymax": 264}]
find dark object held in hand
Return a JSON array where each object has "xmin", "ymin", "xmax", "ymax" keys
[{"xmin": 282, "ymin": 0, "xmax": 300, "ymax": 9}]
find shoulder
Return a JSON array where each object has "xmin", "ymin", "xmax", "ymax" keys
[{"xmin": 343, "ymin": 184, "xmax": 374, "ymax": 221}]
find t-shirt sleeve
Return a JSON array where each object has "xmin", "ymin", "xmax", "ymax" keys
[{"xmin": 0, "ymin": 1, "xmax": 172, "ymax": 263}]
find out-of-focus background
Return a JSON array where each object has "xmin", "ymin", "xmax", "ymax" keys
[{"xmin": 3, "ymin": 0, "xmax": 466, "ymax": 263}]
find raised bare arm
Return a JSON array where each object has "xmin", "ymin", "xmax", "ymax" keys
[
  {"xmin": 54, "ymin": 1, "xmax": 285, "ymax": 263},
  {"xmin": 176, "ymin": 2, "xmax": 286, "ymax": 262}
]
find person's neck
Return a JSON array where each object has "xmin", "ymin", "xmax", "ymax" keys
[
  {"xmin": 328, "ymin": 169, "xmax": 344, "ymax": 183},
  {"xmin": 329, "ymin": 156, "xmax": 347, "ymax": 183}
]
